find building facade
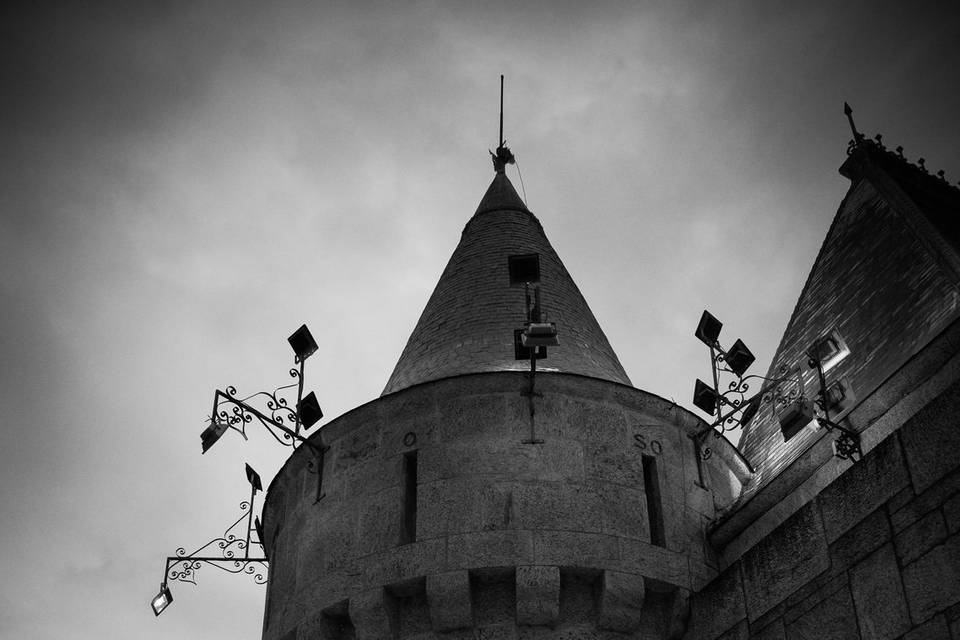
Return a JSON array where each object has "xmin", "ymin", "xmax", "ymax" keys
[{"xmin": 260, "ymin": 132, "xmax": 960, "ymax": 639}]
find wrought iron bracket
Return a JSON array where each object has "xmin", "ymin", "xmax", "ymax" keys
[
  {"xmin": 160, "ymin": 485, "xmax": 268, "ymax": 596},
  {"xmin": 807, "ymin": 353, "xmax": 862, "ymax": 461},
  {"xmin": 211, "ymin": 378, "xmax": 329, "ymax": 501},
  {"xmin": 694, "ymin": 344, "xmax": 861, "ymax": 463},
  {"xmin": 693, "ymin": 347, "xmax": 797, "ymax": 460}
]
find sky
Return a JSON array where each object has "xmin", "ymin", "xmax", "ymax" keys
[{"xmin": 2, "ymin": 2, "xmax": 959, "ymax": 638}]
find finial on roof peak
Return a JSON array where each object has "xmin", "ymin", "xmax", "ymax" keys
[
  {"xmin": 490, "ymin": 74, "xmax": 516, "ymax": 174},
  {"xmin": 844, "ymin": 101, "xmax": 865, "ymax": 144}
]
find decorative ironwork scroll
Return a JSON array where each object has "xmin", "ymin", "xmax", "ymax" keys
[
  {"xmin": 695, "ymin": 350, "xmax": 862, "ymax": 463},
  {"xmin": 215, "ymin": 367, "xmax": 303, "ymax": 448},
  {"xmin": 696, "ymin": 363, "xmax": 793, "ymax": 461},
  {"xmin": 164, "ymin": 500, "xmax": 268, "ymax": 587}
]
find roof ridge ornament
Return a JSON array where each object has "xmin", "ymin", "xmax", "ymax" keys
[
  {"xmin": 844, "ymin": 101, "xmax": 866, "ymax": 148},
  {"xmin": 842, "ymin": 105, "xmax": 957, "ymax": 189},
  {"xmin": 490, "ymin": 74, "xmax": 516, "ymax": 174}
]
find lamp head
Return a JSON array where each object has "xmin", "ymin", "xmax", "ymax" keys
[
  {"xmin": 245, "ymin": 463, "xmax": 263, "ymax": 493},
  {"xmin": 695, "ymin": 310, "xmax": 723, "ymax": 347},
  {"xmin": 778, "ymin": 398, "xmax": 815, "ymax": 441},
  {"xmin": 298, "ymin": 392, "xmax": 323, "ymax": 430},
  {"xmin": 739, "ymin": 396, "xmax": 760, "ymax": 427},
  {"xmin": 521, "ymin": 322, "xmax": 560, "ymax": 347},
  {"xmin": 693, "ymin": 379, "xmax": 719, "ymax": 415},
  {"xmin": 288, "ymin": 324, "xmax": 318, "ymax": 362},
  {"xmin": 201, "ymin": 418, "xmax": 229, "ymax": 454},
  {"xmin": 254, "ymin": 516, "xmax": 264, "ymax": 546},
  {"xmin": 514, "ymin": 329, "xmax": 547, "ymax": 360},
  {"xmin": 151, "ymin": 583, "xmax": 173, "ymax": 616},
  {"xmin": 725, "ymin": 339, "xmax": 756, "ymax": 377}
]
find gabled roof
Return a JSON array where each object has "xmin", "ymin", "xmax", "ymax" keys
[
  {"xmin": 382, "ymin": 173, "xmax": 631, "ymax": 395},
  {"xmin": 737, "ymin": 134, "xmax": 960, "ymax": 493}
]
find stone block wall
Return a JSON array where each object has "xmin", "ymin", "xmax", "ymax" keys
[
  {"xmin": 260, "ymin": 372, "xmax": 747, "ymax": 639},
  {"xmin": 684, "ymin": 379, "xmax": 960, "ymax": 640}
]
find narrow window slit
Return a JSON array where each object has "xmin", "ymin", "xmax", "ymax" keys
[
  {"xmin": 693, "ymin": 439, "xmax": 706, "ymax": 488},
  {"xmin": 401, "ymin": 451, "xmax": 418, "ymax": 544},
  {"xmin": 642, "ymin": 455, "xmax": 665, "ymax": 547}
]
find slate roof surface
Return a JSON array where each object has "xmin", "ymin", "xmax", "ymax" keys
[{"xmin": 383, "ymin": 173, "xmax": 631, "ymax": 395}]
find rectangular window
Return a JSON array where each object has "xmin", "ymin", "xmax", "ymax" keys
[
  {"xmin": 400, "ymin": 451, "xmax": 418, "ymax": 544},
  {"xmin": 642, "ymin": 455, "xmax": 665, "ymax": 547},
  {"xmin": 810, "ymin": 330, "xmax": 850, "ymax": 373}
]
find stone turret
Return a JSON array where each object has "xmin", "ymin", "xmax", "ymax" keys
[{"xmin": 260, "ymin": 171, "xmax": 750, "ymax": 640}]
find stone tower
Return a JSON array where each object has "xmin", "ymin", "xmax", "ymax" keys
[{"xmin": 259, "ymin": 163, "xmax": 749, "ymax": 639}]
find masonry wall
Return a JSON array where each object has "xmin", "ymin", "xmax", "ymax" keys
[
  {"xmin": 260, "ymin": 372, "xmax": 747, "ymax": 640},
  {"xmin": 684, "ymin": 378, "xmax": 960, "ymax": 640}
]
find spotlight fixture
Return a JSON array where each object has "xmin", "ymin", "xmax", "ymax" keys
[
  {"xmin": 514, "ymin": 329, "xmax": 547, "ymax": 360},
  {"xmin": 778, "ymin": 398, "xmax": 815, "ymax": 441},
  {"xmin": 725, "ymin": 339, "xmax": 756, "ymax": 377},
  {"xmin": 245, "ymin": 463, "xmax": 262, "ymax": 494},
  {"xmin": 200, "ymin": 418, "xmax": 229, "ymax": 454},
  {"xmin": 695, "ymin": 310, "xmax": 722, "ymax": 347},
  {"xmin": 693, "ymin": 379, "xmax": 719, "ymax": 415},
  {"xmin": 287, "ymin": 324, "xmax": 318, "ymax": 362},
  {"xmin": 297, "ymin": 391, "xmax": 323, "ymax": 430},
  {"xmin": 151, "ymin": 583, "xmax": 173, "ymax": 617},
  {"xmin": 521, "ymin": 322, "xmax": 560, "ymax": 348},
  {"xmin": 739, "ymin": 396, "xmax": 760, "ymax": 427},
  {"xmin": 254, "ymin": 517, "xmax": 264, "ymax": 546}
]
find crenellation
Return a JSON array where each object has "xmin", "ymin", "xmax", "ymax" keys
[{"xmin": 515, "ymin": 566, "xmax": 560, "ymax": 627}]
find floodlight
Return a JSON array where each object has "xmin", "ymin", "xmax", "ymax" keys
[
  {"xmin": 508, "ymin": 253, "xmax": 540, "ymax": 286},
  {"xmin": 693, "ymin": 379, "xmax": 719, "ymax": 415},
  {"xmin": 255, "ymin": 517, "xmax": 264, "ymax": 545},
  {"xmin": 201, "ymin": 419, "xmax": 229, "ymax": 454},
  {"xmin": 514, "ymin": 329, "xmax": 547, "ymax": 360},
  {"xmin": 521, "ymin": 323, "xmax": 559, "ymax": 348},
  {"xmin": 739, "ymin": 396, "xmax": 760, "ymax": 427},
  {"xmin": 725, "ymin": 339, "xmax": 756, "ymax": 377},
  {"xmin": 695, "ymin": 310, "xmax": 722, "ymax": 347},
  {"xmin": 245, "ymin": 463, "xmax": 262, "ymax": 493},
  {"xmin": 298, "ymin": 391, "xmax": 323, "ymax": 430},
  {"xmin": 151, "ymin": 583, "xmax": 173, "ymax": 616},
  {"xmin": 778, "ymin": 398, "xmax": 814, "ymax": 441},
  {"xmin": 288, "ymin": 324, "xmax": 318, "ymax": 362}
]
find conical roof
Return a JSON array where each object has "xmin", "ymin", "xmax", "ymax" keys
[{"xmin": 382, "ymin": 173, "xmax": 631, "ymax": 395}]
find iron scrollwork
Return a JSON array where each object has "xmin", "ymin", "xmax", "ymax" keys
[
  {"xmin": 696, "ymin": 351, "xmax": 862, "ymax": 463},
  {"xmin": 217, "ymin": 367, "xmax": 303, "ymax": 448},
  {"xmin": 164, "ymin": 500, "xmax": 268, "ymax": 588},
  {"xmin": 697, "ymin": 359, "xmax": 797, "ymax": 461}
]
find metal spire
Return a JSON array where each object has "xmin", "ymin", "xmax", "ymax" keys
[
  {"xmin": 500, "ymin": 74, "xmax": 504, "ymax": 149},
  {"xmin": 491, "ymin": 74, "xmax": 515, "ymax": 173},
  {"xmin": 844, "ymin": 102, "xmax": 864, "ymax": 144}
]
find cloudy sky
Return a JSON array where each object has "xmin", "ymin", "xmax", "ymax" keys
[{"xmin": 2, "ymin": 2, "xmax": 958, "ymax": 638}]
